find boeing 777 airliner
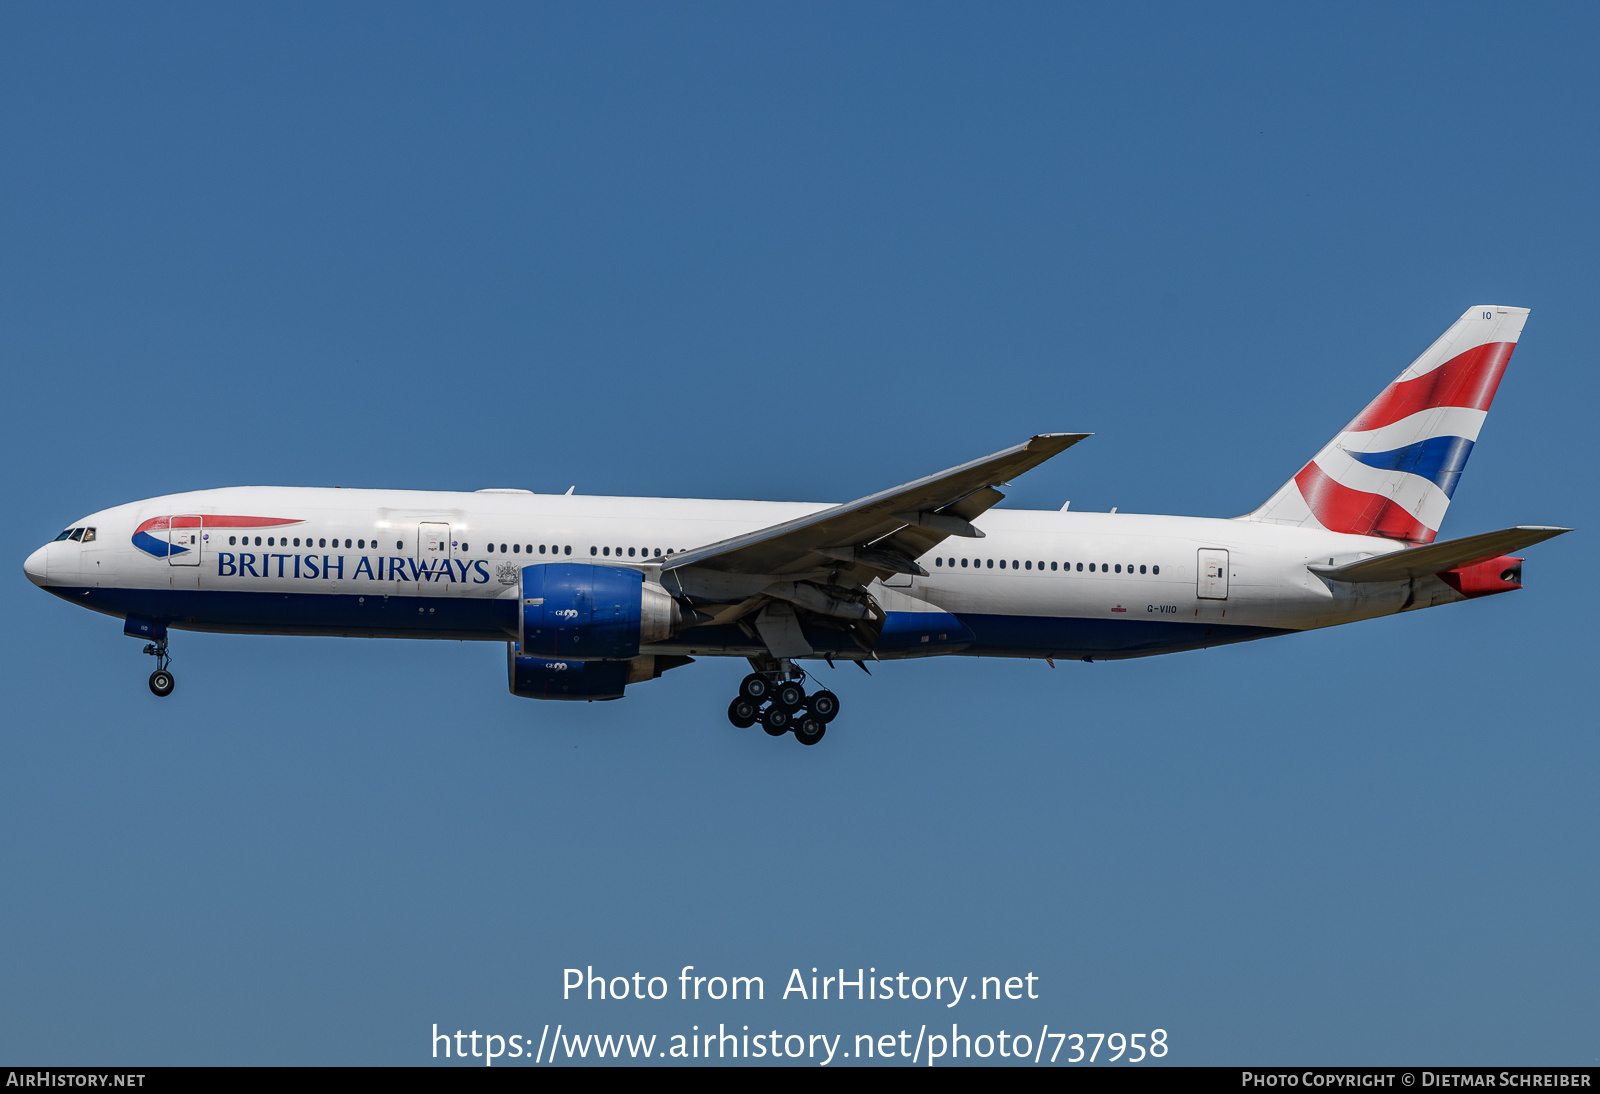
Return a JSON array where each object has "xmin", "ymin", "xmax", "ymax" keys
[{"xmin": 25, "ymin": 306, "xmax": 1568, "ymax": 744}]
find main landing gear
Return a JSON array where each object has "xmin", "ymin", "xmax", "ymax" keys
[
  {"xmin": 144, "ymin": 640, "xmax": 174, "ymax": 697},
  {"xmin": 726, "ymin": 666, "xmax": 839, "ymax": 746}
]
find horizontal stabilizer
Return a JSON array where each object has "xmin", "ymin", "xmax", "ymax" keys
[{"xmin": 1308, "ymin": 525, "xmax": 1570, "ymax": 583}]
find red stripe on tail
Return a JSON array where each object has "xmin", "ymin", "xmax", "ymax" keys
[
  {"xmin": 1294, "ymin": 463, "xmax": 1436, "ymax": 543},
  {"xmin": 1345, "ymin": 342, "xmax": 1514, "ymax": 433}
]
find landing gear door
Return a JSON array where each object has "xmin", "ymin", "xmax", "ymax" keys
[
  {"xmin": 1197, "ymin": 548, "xmax": 1229, "ymax": 599},
  {"xmin": 168, "ymin": 515, "xmax": 202, "ymax": 566},
  {"xmin": 418, "ymin": 522, "xmax": 453, "ymax": 585}
]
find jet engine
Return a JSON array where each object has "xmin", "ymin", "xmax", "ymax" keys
[
  {"xmin": 506, "ymin": 645, "xmax": 696, "ymax": 701},
  {"xmin": 508, "ymin": 650, "xmax": 631, "ymax": 700},
  {"xmin": 519, "ymin": 563, "xmax": 681, "ymax": 660}
]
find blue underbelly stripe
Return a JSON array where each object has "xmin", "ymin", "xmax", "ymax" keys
[{"xmin": 53, "ymin": 588, "xmax": 1289, "ymax": 660}]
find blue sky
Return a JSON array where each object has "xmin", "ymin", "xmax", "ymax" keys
[{"xmin": 2, "ymin": 2, "xmax": 1595, "ymax": 1065}]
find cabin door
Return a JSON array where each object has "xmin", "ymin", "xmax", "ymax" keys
[
  {"xmin": 168, "ymin": 515, "xmax": 202, "ymax": 566},
  {"xmin": 417, "ymin": 522, "xmax": 453, "ymax": 585},
  {"xmin": 1197, "ymin": 548, "xmax": 1229, "ymax": 599}
]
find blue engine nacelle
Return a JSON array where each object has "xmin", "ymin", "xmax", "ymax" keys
[
  {"xmin": 506, "ymin": 646, "xmax": 696, "ymax": 701},
  {"xmin": 507, "ymin": 648, "xmax": 631, "ymax": 701},
  {"xmin": 519, "ymin": 563, "xmax": 681, "ymax": 661}
]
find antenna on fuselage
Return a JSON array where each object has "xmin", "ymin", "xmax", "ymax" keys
[{"xmin": 565, "ymin": 486, "xmax": 575, "ymax": 495}]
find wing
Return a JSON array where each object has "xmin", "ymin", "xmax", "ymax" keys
[
  {"xmin": 1307, "ymin": 525, "xmax": 1570, "ymax": 582},
  {"xmin": 663, "ymin": 433, "xmax": 1091, "ymax": 578}
]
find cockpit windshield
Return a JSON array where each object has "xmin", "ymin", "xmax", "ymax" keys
[
  {"xmin": 54, "ymin": 529, "xmax": 74, "ymax": 541},
  {"xmin": 52, "ymin": 527, "xmax": 95, "ymax": 542}
]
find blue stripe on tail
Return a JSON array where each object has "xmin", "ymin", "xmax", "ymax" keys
[{"xmin": 1345, "ymin": 435, "xmax": 1475, "ymax": 498}]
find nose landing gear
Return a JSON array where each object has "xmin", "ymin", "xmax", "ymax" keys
[
  {"xmin": 725, "ymin": 662, "xmax": 842, "ymax": 744},
  {"xmin": 144, "ymin": 641, "xmax": 175, "ymax": 697}
]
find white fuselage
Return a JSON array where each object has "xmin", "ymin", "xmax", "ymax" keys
[{"xmin": 28, "ymin": 485, "xmax": 1452, "ymax": 662}]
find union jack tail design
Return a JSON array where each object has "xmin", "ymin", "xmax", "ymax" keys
[{"xmin": 1247, "ymin": 305, "xmax": 1529, "ymax": 544}]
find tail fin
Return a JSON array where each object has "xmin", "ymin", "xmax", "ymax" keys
[{"xmin": 1246, "ymin": 305, "xmax": 1529, "ymax": 544}]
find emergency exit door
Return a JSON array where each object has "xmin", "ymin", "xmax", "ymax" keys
[{"xmin": 1197, "ymin": 548, "xmax": 1229, "ymax": 599}]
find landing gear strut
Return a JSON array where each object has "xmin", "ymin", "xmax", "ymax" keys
[
  {"xmin": 144, "ymin": 641, "xmax": 174, "ymax": 697},
  {"xmin": 725, "ymin": 659, "xmax": 843, "ymax": 744}
]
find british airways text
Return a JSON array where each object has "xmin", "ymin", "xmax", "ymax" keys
[{"xmin": 215, "ymin": 553, "xmax": 491, "ymax": 583}]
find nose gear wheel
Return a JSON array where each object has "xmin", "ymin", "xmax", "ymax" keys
[{"xmin": 143, "ymin": 640, "xmax": 175, "ymax": 698}]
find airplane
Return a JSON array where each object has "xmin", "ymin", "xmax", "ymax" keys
[{"xmin": 24, "ymin": 305, "xmax": 1569, "ymax": 745}]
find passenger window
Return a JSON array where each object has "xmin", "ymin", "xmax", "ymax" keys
[
  {"xmin": 1013, "ymin": 560, "xmax": 1019, "ymax": 569},
  {"xmin": 591, "ymin": 546, "xmax": 598, "ymax": 555},
  {"xmin": 986, "ymin": 559, "xmax": 993, "ymax": 568},
  {"xmin": 628, "ymin": 548, "xmax": 636, "ymax": 557},
  {"xmin": 229, "ymin": 536, "xmax": 237, "ymax": 545},
  {"xmin": 1089, "ymin": 563, "xmax": 1096, "ymax": 572},
  {"xmin": 1051, "ymin": 562, "xmax": 1057, "ymax": 571},
  {"xmin": 565, "ymin": 546, "xmax": 572, "ymax": 555},
  {"xmin": 461, "ymin": 544, "xmax": 469, "ymax": 551},
  {"xmin": 960, "ymin": 558, "xmax": 968, "ymax": 567},
  {"xmin": 345, "ymin": 539, "xmax": 352, "ymax": 548},
  {"xmin": 1076, "ymin": 562, "xmax": 1083, "ymax": 571},
  {"xmin": 935, "ymin": 557, "xmax": 943, "ymax": 566},
  {"xmin": 1152, "ymin": 565, "xmax": 1160, "ymax": 575},
  {"xmin": 1139, "ymin": 565, "xmax": 1146, "ymax": 574},
  {"xmin": 1114, "ymin": 564, "xmax": 1120, "ymax": 573}
]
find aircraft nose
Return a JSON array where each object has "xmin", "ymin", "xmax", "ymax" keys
[{"xmin": 24, "ymin": 545, "xmax": 47, "ymax": 587}]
